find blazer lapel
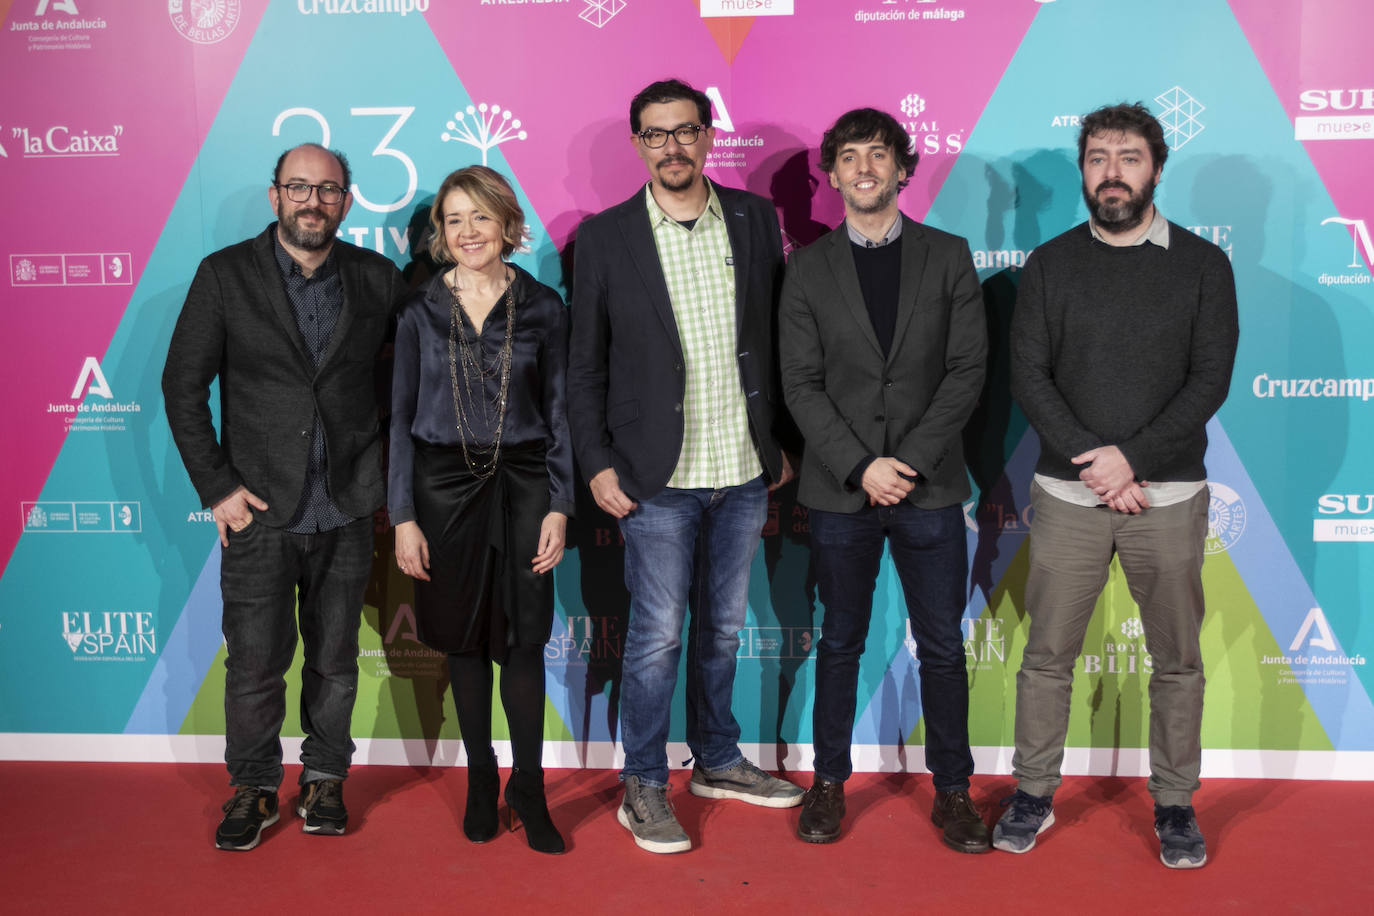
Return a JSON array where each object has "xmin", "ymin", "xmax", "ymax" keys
[
  {"xmin": 887, "ymin": 217, "xmax": 929, "ymax": 365},
  {"xmin": 318, "ymin": 249, "xmax": 356, "ymax": 369},
  {"xmin": 720, "ymin": 185, "xmax": 751, "ymax": 340},
  {"xmin": 618, "ymin": 191, "xmax": 683, "ymax": 358},
  {"xmin": 824, "ymin": 227, "xmax": 883, "ymax": 357},
  {"xmin": 252, "ymin": 230, "xmax": 313, "ymax": 366}
]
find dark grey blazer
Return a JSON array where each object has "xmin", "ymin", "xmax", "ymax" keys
[
  {"xmin": 162, "ymin": 223, "xmax": 405, "ymax": 526},
  {"xmin": 779, "ymin": 216, "xmax": 987, "ymax": 513},
  {"xmin": 566, "ymin": 181, "xmax": 788, "ymax": 500}
]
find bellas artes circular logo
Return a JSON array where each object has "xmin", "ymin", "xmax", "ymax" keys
[{"xmin": 168, "ymin": 0, "xmax": 241, "ymax": 45}]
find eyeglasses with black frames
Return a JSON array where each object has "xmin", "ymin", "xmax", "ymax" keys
[
  {"xmin": 636, "ymin": 124, "xmax": 706, "ymax": 149},
  {"xmin": 274, "ymin": 182, "xmax": 347, "ymax": 205}
]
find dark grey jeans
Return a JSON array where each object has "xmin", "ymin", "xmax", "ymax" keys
[
  {"xmin": 220, "ymin": 516, "xmax": 372, "ymax": 788},
  {"xmin": 1012, "ymin": 483, "xmax": 1209, "ymax": 807}
]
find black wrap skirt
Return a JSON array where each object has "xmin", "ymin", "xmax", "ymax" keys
[{"xmin": 411, "ymin": 439, "xmax": 553, "ymax": 659}]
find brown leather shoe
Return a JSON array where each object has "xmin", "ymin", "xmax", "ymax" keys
[
  {"xmin": 797, "ymin": 779, "xmax": 845, "ymax": 844},
  {"xmin": 932, "ymin": 789, "xmax": 990, "ymax": 853}
]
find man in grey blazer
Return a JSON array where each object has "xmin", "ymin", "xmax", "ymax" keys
[
  {"xmin": 163, "ymin": 143, "xmax": 405, "ymax": 851},
  {"xmin": 567, "ymin": 79, "xmax": 801, "ymax": 855},
  {"xmin": 779, "ymin": 108, "xmax": 988, "ymax": 851}
]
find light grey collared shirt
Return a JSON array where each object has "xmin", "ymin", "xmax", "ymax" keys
[
  {"xmin": 1088, "ymin": 205, "xmax": 1170, "ymax": 248},
  {"xmin": 845, "ymin": 213, "xmax": 903, "ymax": 248}
]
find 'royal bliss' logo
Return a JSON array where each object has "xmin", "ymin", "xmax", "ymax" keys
[
  {"xmin": 1083, "ymin": 617, "xmax": 1153, "ymax": 676},
  {"xmin": 897, "ymin": 91, "xmax": 965, "ymax": 157},
  {"xmin": 62, "ymin": 611, "xmax": 156, "ymax": 661}
]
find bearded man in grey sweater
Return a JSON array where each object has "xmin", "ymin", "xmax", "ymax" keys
[{"xmin": 993, "ymin": 102, "xmax": 1238, "ymax": 870}]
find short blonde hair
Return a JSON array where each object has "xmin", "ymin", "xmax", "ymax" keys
[{"xmin": 428, "ymin": 165, "xmax": 527, "ymax": 262}]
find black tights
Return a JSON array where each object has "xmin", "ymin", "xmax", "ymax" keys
[{"xmin": 446, "ymin": 646, "xmax": 546, "ymax": 772}]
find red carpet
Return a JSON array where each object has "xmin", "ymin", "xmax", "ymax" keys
[{"xmin": 1, "ymin": 762, "xmax": 1367, "ymax": 913}]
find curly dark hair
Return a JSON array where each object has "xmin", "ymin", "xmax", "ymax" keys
[
  {"xmin": 818, "ymin": 108, "xmax": 917, "ymax": 188},
  {"xmin": 1077, "ymin": 102, "xmax": 1168, "ymax": 172}
]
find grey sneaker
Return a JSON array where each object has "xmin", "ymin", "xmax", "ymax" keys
[
  {"xmin": 1154, "ymin": 804, "xmax": 1207, "ymax": 869},
  {"xmin": 991, "ymin": 789, "xmax": 1055, "ymax": 853},
  {"xmin": 617, "ymin": 775, "xmax": 691, "ymax": 854},
  {"xmin": 687, "ymin": 760, "xmax": 804, "ymax": 808}
]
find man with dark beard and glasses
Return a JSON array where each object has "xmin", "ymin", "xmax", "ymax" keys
[
  {"xmin": 568, "ymin": 79, "xmax": 802, "ymax": 855},
  {"xmin": 163, "ymin": 143, "xmax": 405, "ymax": 851},
  {"xmin": 778, "ymin": 108, "xmax": 988, "ymax": 850},
  {"xmin": 993, "ymin": 103, "xmax": 1237, "ymax": 869}
]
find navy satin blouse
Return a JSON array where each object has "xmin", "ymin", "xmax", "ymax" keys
[{"xmin": 388, "ymin": 264, "xmax": 574, "ymax": 524}]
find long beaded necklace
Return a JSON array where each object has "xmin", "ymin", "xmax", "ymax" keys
[{"xmin": 447, "ymin": 267, "xmax": 515, "ymax": 479}]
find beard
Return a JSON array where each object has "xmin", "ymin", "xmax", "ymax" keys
[
  {"xmin": 656, "ymin": 155, "xmax": 699, "ymax": 193},
  {"xmin": 276, "ymin": 200, "xmax": 342, "ymax": 251},
  {"xmin": 841, "ymin": 174, "xmax": 900, "ymax": 215},
  {"xmin": 1083, "ymin": 178, "xmax": 1155, "ymax": 234}
]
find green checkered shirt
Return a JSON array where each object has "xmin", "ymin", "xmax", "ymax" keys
[{"xmin": 645, "ymin": 183, "xmax": 760, "ymax": 489}]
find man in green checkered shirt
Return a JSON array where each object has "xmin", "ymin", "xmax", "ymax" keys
[{"xmin": 568, "ymin": 79, "xmax": 802, "ymax": 854}]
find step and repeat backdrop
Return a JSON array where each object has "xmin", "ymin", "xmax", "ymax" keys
[{"xmin": 2, "ymin": 0, "xmax": 1371, "ymax": 778}]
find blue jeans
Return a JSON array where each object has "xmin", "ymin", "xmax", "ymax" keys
[
  {"xmin": 617, "ymin": 476, "xmax": 768, "ymax": 786},
  {"xmin": 809, "ymin": 502, "xmax": 973, "ymax": 791},
  {"xmin": 220, "ymin": 516, "xmax": 373, "ymax": 788}
]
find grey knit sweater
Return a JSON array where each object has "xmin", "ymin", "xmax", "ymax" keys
[{"xmin": 1010, "ymin": 221, "xmax": 1239, "ymax": 483}]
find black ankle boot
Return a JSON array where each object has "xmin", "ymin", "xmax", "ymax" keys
[
  {"xmin": 463, "ymin": 755, "xmax": 500, "ymax": 843},
  {"xmin": 504, "ymin": 768, "xmax": 565, "ymax": 854}
]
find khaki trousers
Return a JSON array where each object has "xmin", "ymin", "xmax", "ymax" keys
[{"xmin": 1012, "ymin": 482, "xmax": 1209, "ymax": 807}]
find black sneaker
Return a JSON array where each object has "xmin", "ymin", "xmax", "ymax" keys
[
  {"xmin": 1154, "ymin": 804, "xmax": 1207, "ymax": 869},
  {"xmin": 215, "ymin": 786, "xmax": 279, "ymax": 851},
  {"xmin": 297, "ymin": 778, "xmax": 348, "ymax": 836}
]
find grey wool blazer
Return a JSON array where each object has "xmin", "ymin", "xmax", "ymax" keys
[{"xmin": 779, "ymin": 216, "xmax": 987, "ymax": 513}]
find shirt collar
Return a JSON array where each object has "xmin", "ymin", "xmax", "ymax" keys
[
  {"xmin": 846, "ymin": 213, "xmax": 903, "ymax": 248},
  {"xmin": 644, "ymin": 179, "xmax": 723, "ymax": 227},
  {"xmin": 1089, "ymin": 206, "xmax": 1170, "ymax": 249}
]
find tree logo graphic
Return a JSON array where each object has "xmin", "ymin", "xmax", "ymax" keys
[{"xmin": 441, "ymin": 103, "xmax": 527, "ymax": 166}]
